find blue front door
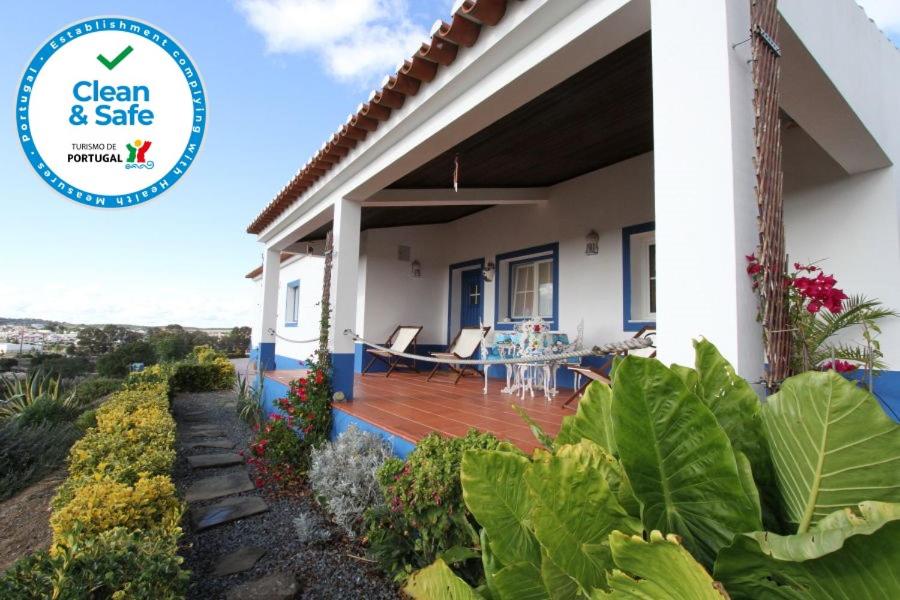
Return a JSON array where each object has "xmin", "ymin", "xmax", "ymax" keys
[{"xmin": 460, "ymin": 269, "xmax": 482, "ymax": 328}]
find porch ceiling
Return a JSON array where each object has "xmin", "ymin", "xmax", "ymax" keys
[
  {"xmin": 388, "ymin": 32, "xmax": 653, "ymax": 189},
  {"xmin": 298, "ymin": 205, "xmax": 491, "ymax": 242}
]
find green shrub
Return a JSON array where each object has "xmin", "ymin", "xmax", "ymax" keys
[
  {"xmin": 0, "ymin": 420, "xmax": 82, "ymax": 501},
  {"xmin": 365, "ymin": 429, "xmax": 503, "ymax": 582},
  {"xmin": 38, "ymin": 356, "xmax": 92, "ymax": 379},
  {"xmin": 0, "ymin": 526, "xmax": 188, "ymax": 600},
  {"xmin": 50, "ymin": 476, "xmax": 182, "ymax": 544},
  {"xmin": 28, "ymin": 353, "xmax": 63, "ymax": 367},
  {"xmin": 15, "ymin": 397, "xmax": 79, "ymax": 427},
  {"xmin": 0, "ymin": 357, "xmax": 18, "ymax": 372},
  {"xmin": 96, "ymin": 341, "xmax": 156, "ymax": 378},
  {"xmin": 1, "ymin": 370, "xmax": 187, "ymax": 597},
  {"xmin": 405, "ymin": 339, "xmax": 900, "ymax": 600},
  {"xmin": 0, "ymin": 369, "xmax": 78, "ymax": 421},
  {"xmin": 73, "ymin": 377, "xmax": 122, "ymax": 406},
  {"xmin": 170, "ymin": 362, "xmax": 230, "ymax": 391},
  {"xmin": 74, "ymin": 409, "xmax": 96, "ymax": 431}
]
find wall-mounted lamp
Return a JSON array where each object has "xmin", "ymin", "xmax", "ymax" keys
[
  {"xmin": 585, "ymin": 230, "xmax": 600, "ymax": 255},
  {"xmin": 482, "ymin": 261, "xmax": 495, "ymax": 282},
  {"xmin": 411, "ymin": 259, "xmax": 422, "ymax": 278}
]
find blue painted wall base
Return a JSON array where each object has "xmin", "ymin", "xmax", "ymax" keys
[
  {"xmin": 332, "ymin": 352, "xmax": 355, "ymax": 399},
  {"xmin": 331, "ymin": 409, "xmax": 415, "ymax": 458},
  {"xmin": 258, "ymin": 342, "xmax": 275, "ymax": 372}
]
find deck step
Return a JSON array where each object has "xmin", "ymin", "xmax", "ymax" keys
[{"xmin": 192, "ymin": 496, "xmax": 269, "ymax": 531}]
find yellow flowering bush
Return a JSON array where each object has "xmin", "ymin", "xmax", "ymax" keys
[
  {"xmin": 51, "ymin": 476, "xmax": 183, "ymax": 543},
  {"xmin": 4, "ymin": 357, "xmax": 191, "ymax": 596}
]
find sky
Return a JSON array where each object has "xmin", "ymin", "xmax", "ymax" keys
[{"xmin": 0, "ymin": 0, "xmax": 897, "ymax": 328}]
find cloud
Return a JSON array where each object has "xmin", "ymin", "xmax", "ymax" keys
[
  {"xmin": 236, "ymin": 0, "xmax": 430, "ymax": 86},
  {"xmin": 0, "ymin": 281, "xmax": 255, "ymax": 328}
]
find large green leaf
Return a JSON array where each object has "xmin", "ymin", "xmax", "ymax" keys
[
  {"xmin": 714, "ymin": 502, "xmax": 900, "ymax": 599},
  {"xmin": 461, "ymin": 450, "xmax": 540, "ymax": 566},
  {"xmin": 611, "ymin": 356, "xmax": 762, "ymax": 566},
  {"xmin": 693, "ymin": 339, "xmax": 774, "ymax": 486},
  {"xmin": 404, "ymin": 558, "xmax": 483, "ymax": 600},
  {"xmin": 671, "ymin": 364, "xmax": 700, "ymax": 394},
  {"xmin": 556, "ymin": 382, "xmax": 617, "ymax": 455},
  {"xmin": 493, "ymin": 562, "xmax": 550, "ymax": 600},
  {"xmin": 524, "ymin": 441, "xmax": 641, "ymax": 593},
  {"xmin": 592, "ymin": 530, "xmax": 728, "ymax": 599},
  {"xmin": 762, "ymin": 370, "xmax": 900, "ymax": 532},
  {"xmin": 540, "ymin": 547, "xmax": 580, "ymax": 600}
]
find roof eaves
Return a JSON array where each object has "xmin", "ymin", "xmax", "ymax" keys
[{"xmin": 246, "ymin": 0, "xmax": 517, "ymax": 236}]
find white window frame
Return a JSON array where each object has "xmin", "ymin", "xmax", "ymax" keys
[
  {"xmin": 629, "ymin": 231, "xmax": 656, "ymax": 323},
  {"xmin": 285, "ymin": 281, "xmax": 300, "ymax": 325},
  {"xmin": 509, "ymin": 257, "xmax": 554, "ymax": 320}
]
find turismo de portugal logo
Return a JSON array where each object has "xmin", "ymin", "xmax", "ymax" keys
[{"xmin": 16, "ymin": 17, "xmax": 207, "ymax": 208}]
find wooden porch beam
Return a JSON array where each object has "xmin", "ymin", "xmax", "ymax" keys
[{"xmin": 362, "ymin": 187, "xmax": 549, "ymax": 207}]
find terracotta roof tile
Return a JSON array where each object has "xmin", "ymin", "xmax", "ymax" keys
[{"xmin": 246, "ymin": 0, "xmax": 520, "ymax": 235}]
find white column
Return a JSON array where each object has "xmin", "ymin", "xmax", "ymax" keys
[
  {"xmin": 651, "ymin": 0, "xmax": 763, "ymax": 380},
  {"xmin": 258, "ymin": 247, "xmax": 280, "ymax": 371},
  {"xmin": 329, "ymin": 197, "xmax": 361, "ymax": 397}
]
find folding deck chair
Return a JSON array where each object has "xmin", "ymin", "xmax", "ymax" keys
[
  {"xmin": 362, "ymin": 325, "xmax": 423, "ymax": 377},
  {"xmin": 426, "ymin": 326, "xmax": 491, "ymax": 384},
  {"xmin": 563, "ymin": 326, "xmax": 656, "ymax": 408}
]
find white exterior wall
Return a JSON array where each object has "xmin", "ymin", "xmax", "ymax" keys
[
  {"xmin": 358, "ymin": 153, "xmax": 654, "ymax": 348},
  {"xmin": 250, "ymin": 254, "xmax": 326, "ymax": 364},
  {"xmin": 0, "ymin": 342, "xmax": 42, "ymax": 355},
  {"xmin": 779, "ymin": 0, "xmax": 900, "ymax": 369}
]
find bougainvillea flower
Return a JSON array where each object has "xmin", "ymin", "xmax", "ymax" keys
[{"xmin": 820, "ymin": 359, "xmax": 857, "ymax": 373}]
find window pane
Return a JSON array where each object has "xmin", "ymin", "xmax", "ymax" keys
[
  {"xmin": 293, "ymin": 289, "xmax": 300, "ymax": 322},
  {"xmin": 538, "ymin": 283, "xmax": 552, "ymax": 317},
  {"xmin": 538, "ymin": 260, "xmax": 552, "ymax": 284},
  {"xmin": 520, "ymin": 291, "xmax": 534, "ymax": 316},
  {"xmin": 514, "ymin": 264, "xmax": 534, "ymax": 293},
  {"xmin": 537, "ymin": 260, "xmax": 553, "ymax": 317}
]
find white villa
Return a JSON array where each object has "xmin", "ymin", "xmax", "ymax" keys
[{"xmin": 247, "ymin": 0, "xmax": 900, "ymax": 450}]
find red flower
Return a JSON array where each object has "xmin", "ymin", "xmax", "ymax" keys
[
  {"xmin": 747, "ymin": 263, "xmax": 762, "ymax": 275},
  {"xmin": 821, "ymin": 360, "xmax": 857, "ymax": 373},
  {"xmin": 533, "ymin": 324, "xmax": 541, "ymax": 332},
  {"xmin": 746, "ymin": 254, "xmax": 757, "ymax": 262}
]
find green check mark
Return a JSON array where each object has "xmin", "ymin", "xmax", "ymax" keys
[{"xmin": 96, "ymin": 45, "xmax": 133, "ymax": 70}]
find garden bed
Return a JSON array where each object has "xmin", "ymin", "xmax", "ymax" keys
[
  {"xmin": 173, "ymin": 390, "xmax": 399, "ymax": 600},
  {"xmin": 0, "ymin": 470, "xmax": 65, "ymax": 573}
]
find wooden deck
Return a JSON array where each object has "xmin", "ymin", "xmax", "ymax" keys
[{"xmin": 336, "ymin": 372, "xmax": 577, "ymax": 453}]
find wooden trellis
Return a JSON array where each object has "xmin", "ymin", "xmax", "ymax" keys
[{"xmin": 751, "ymin": 0, "xmax": 791, "ymax": 390}]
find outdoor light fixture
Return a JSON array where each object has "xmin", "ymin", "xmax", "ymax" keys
[
  {"xmin": 585, "ymin": 230, "xmax": 600, "ymax": 255},
  {"xmin": 482, "ymin": 261, "xmax": 495, "ymax": 282},
  {"xmin": 411, "ymin": 259, "xmax": 422, "ymax": 278}
]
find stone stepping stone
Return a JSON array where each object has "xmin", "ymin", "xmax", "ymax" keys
[
  {"xmin": 185, "ymin": 472, "xmax": 254, "ymax": 502},
  {"xmin": 186, "ymin": 426, "xmax": 225, "ymax": 436},
  {"xmin": 212, "ymin": 546, "xmax": 266, "ymax": 577},
  {"xmin": 192, "ymin": 496, "xmax": 269, "ymax": 531},
  {"xmin": 187, "ymin": 453, "xmax": 244, "ymax": 470},
  {"xmin": 184, "ymin": 438, "xmax": 235, "ymax": 450},
  {"xmin": 225, "ymin": 572, "xmax": 300, "ymax": 600}
]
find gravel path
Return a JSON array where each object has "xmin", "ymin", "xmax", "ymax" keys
[{"xmin": 173, "ymin": 391, "xmax": 400, "ymax": 600}]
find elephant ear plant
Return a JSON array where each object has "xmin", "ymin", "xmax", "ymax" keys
[{"xmin": 403, "ymin": 340, "xmax": 900, "ymax": 599}]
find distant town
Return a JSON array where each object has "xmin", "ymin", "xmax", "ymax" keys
[{"xmin": 0, "ymin": 317, "xmax": 243, "ymax": 356}]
